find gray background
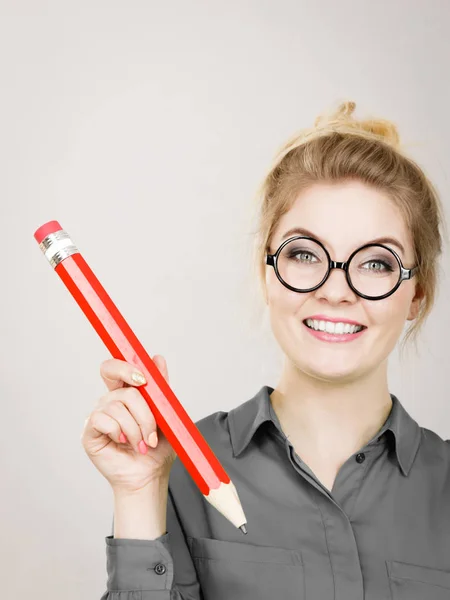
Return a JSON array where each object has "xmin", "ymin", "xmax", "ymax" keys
[{"xmin": 1, "ymin": 1, "xmax": 449, "ymax": 597}]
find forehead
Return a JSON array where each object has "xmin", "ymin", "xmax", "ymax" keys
[{"xmin": 273, "ymin": 181, "xmax": 411, "ymax": 257}]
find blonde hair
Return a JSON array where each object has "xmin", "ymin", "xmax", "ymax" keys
[{"xmin": 249, "ymin": 101, "xmax": 448, "ymax": 361}]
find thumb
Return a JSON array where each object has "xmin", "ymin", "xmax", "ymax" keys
[{"xmin": 153, "ymin": 354, "xmax": 169, "ymax": 383}]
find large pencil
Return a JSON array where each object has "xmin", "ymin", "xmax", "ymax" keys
[{"xmin": 34, "ymin": 220, "xmax": 247, "ymax": 534}]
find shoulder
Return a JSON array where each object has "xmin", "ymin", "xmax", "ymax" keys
[
  {"xmin": 168, "ymin": 408, "xmax": 234, "ymax": 484},
  {"xmin": 418, "ymin": 425, "xmax": 450, "ymax": 464},
  {"xmin": 167, "ymin": 408, "xmax": 237, "ymax": 523},
  {"xmin": 194, "ymin": 409, "xmax": 230, "ymax": 438}
]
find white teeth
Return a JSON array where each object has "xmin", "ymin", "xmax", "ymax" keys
[{"xmin": 305, "ymin": 319, "xmax": 363, "ymax": 334}]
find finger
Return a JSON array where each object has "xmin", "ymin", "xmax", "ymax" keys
[
  {"xmin": 101, "ymin": 386, "xmax": 158, "ymax": 449},
  {"xmin": 103, "ymin": 399, "xmax": 146, "ymax": 452},
  {"xmin": 100, "ymin": 358, "xmax": 147, "ymax": 392},
  {"xmin": 84, "ymin": 409, "xmax": 123, "ymax": 445},
  {"xmin": 153, "ymin": 355, "xmax": 169, "ymax": 383}
]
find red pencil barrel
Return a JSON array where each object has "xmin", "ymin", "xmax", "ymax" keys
[{"xmin": 34, "ymin": 221, "xmax": 230, "ymax": 495}]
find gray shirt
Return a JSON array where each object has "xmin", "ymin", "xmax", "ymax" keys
[{"xmin": 101, "ymin": 385, "xmax": 450, "ymax": 599}]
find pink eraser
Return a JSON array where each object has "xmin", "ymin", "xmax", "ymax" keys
[{"xmin": 34, "ymin": 220, "xmax": 63, "ymax": 244}]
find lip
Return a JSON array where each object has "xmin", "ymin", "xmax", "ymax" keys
[
  {"xmin": 303, "ymin": 321, "xmax": 367, "ymax": 343},
  {"xmin": 304, "ymin": 314, "xmax": 366, "ymax": 327}
]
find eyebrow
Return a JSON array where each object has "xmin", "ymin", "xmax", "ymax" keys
[{"xmin": 280, "ymin": 227, "xmax": 405, "ymax": 255}]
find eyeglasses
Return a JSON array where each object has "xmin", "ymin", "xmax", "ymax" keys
[{"xmin": 266, "ymin": 236, "xmax": 419, "ymax": 301}]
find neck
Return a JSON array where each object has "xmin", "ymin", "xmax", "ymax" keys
[{"xmin": 270, "ymin": 360, "xmax": 393, "ymax": 462}]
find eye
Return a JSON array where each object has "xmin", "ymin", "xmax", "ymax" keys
[
  {"xmin": 362, "ymin": 260, "xmax": 394, "ymax": 273},
  {"xmin": 288, "ymin": 251, "xmax": 318, "ymax": 263}
]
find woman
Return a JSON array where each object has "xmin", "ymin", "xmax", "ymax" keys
[{"xmin": 83, "ymin": 101, "xmax": 449, "ymax": 600}]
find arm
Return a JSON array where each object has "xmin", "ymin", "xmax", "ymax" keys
[{"xmin": 100, "ymin": 478, "xmax": 202, "ymax": 600}]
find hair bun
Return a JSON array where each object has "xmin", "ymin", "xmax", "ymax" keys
[{"xmin": 314, "ymin": 100, "xmax": 401, "ymax": 149}]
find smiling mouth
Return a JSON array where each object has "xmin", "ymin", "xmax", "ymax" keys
[{"xmin": 302, "ymin": 319, "xmax": 367, "ymax": 334}]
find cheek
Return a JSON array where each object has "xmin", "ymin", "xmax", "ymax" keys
[
  {"xmin": 267, "ymin": 279, "xmax": 309, "ymax": 315},
  {"xmin": 363, "ymin": 297, "xmax": 411, "ymax": 353},
  {"xmin": 365, "ymin": 293, "xmax": 411, "ymax": 326},
  {"xmin": 266, "ymin": 266, "xmax": 307, "ymax": 305},
  {"xmin": 266, "ymin": 286, "xmax": 311, "ymax": 346}
]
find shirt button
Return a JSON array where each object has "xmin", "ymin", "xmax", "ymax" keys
[
  {"xmin": 154, "ymin": 563, "xmax": 167, "ymax": 575},
  {"xmin": 355, "ymin": 452, "xmax": 366, "ymax": 463}
]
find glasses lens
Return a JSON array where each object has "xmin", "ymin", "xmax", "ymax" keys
[
  {"xmin": 277, "ymin": 238, "xmax": 328, "ymax": 290},
  {"xmin": 276, "ymin": 239, "xmax": 401, "ymax": 298},
  {"xmin": 348, "ymin": 245, "xmax": 400, "ymax": 298}
]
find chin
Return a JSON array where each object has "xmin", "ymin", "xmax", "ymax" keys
[{"xmin": 297, "ymin": 358, "xmax": 363, "ymax": 383}]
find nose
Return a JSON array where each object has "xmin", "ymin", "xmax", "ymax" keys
[{"xmin": 316, "ymin": 264, "xmax": 357, "ymax": 300}]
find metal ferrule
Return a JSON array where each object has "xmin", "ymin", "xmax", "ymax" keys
[{"xmin": 39, "ymin": 229, "xmax": 79, "ymax": 268}]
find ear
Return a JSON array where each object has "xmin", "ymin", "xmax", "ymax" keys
[{"xmin": 406, "ymin": 283, "xmax": 424, "ymax": 321}]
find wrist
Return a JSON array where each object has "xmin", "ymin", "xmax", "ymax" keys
[
  {"xmin": 112, "ymin": 479, "xmax": 169, "ymax": 540},
  {"xmin": 112, "ymin": 477, "xmax": 170, "ymax": 499}
]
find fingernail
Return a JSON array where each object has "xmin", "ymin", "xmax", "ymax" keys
[
  {"xmin": 119, "ymin": 432, "xmax": 127, "ymax": 443},
  {"xmin": 131, "ymin": 371, "xmax": 147, "ymax": 385},
  {"xmin": 138, "ymin": 440, "xmax": 148, "ymax": 454},
  {"xmin": 148, "ymin": 431, "xmax": 158, "ymax": 448}
]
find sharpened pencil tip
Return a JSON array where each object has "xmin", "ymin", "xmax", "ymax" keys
[{"xmin": 239, "ymin": 524, "xmax": 247, "ymax": 534}]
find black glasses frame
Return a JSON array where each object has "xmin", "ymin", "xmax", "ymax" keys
[{"xmin": 266, "ymin": 235, "xmax": 419, "ymax": 301}]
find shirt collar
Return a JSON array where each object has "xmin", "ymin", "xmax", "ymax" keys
[{"xmin": 228, "ymin": 385, "xmax": 421, "ymax": 476}]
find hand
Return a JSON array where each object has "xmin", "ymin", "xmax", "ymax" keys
[{"xmin": 81, "ymin": 356, "xmax": 177, "ymax": 494}]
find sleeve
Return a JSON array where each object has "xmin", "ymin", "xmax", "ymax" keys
[{"xmin": 100, "ymin": 485, "xmax": 203, "ymax": 600}]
